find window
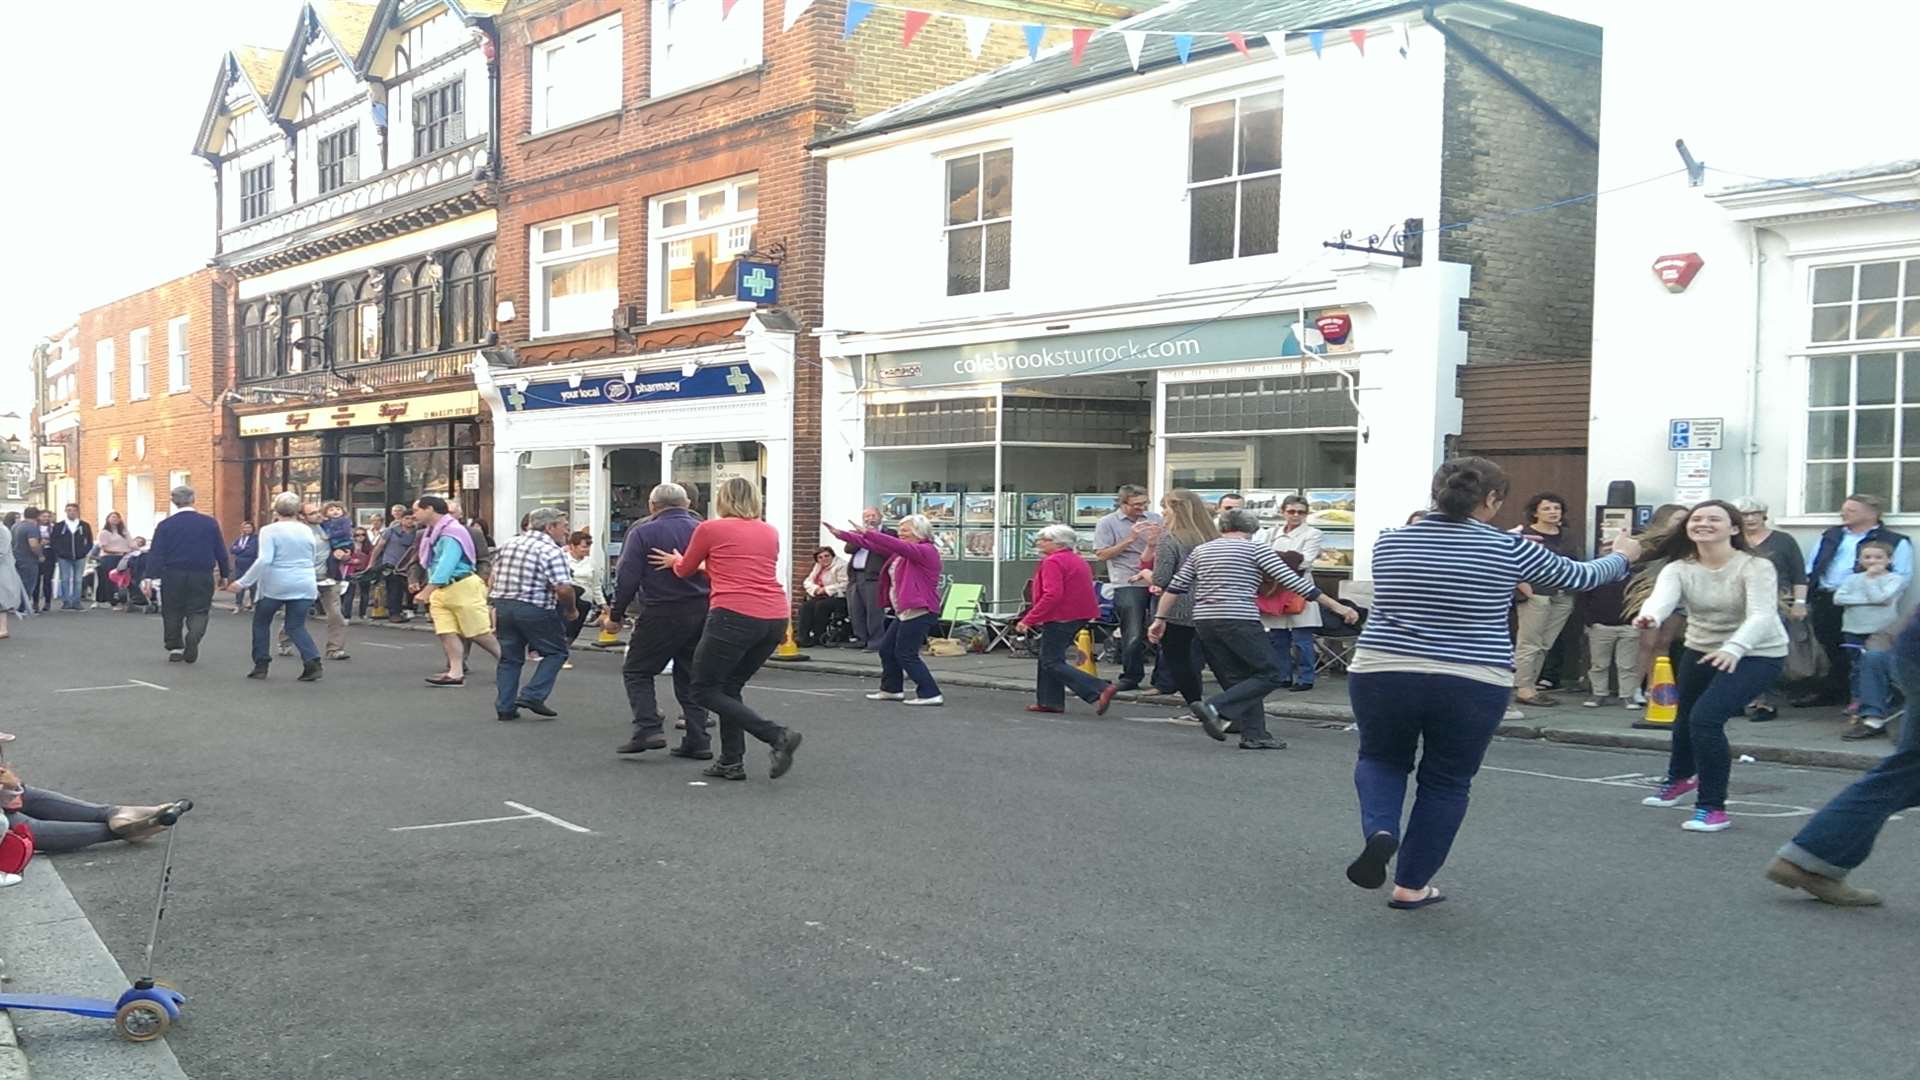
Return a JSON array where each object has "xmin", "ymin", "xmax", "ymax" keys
[
  {"xmin": 96, "ymin": 476, "xmax": 113, "ymax": 523},
  {"xmin": 167, "ymin": 316, "xmax": 190, "ymax": 392},
  {"xmin": 446, "ymin": 243, "xmax": 496, "ymax": 346},
  {"xmin": 531, "ymin": 208, "xmax": 620, "ymax": 336},
  {"xmin": 386, "ymin": 261, "xmax": 438, "ymax": 357},
  {"xmin": 944, "ymin": 150, "xmax": 1012, "ymax": 296},
  {"xmin": 1187, "ymin": 91, "xmax": 1282, "ymax": 264},
  {"xmin": 1811, "ymin": 259, "xmax": 1920, "ymax": 343},
  {"xmin": 129, "ymin": 328, "xmax": 151, "ymax": 399},
  {"xmin": 240, "ymin": 162, "xmax": 274, "ymax": 222},
  {"xmin": 532, "ymin": 15, "xmax": 622, "ymax": 133},
  {"xmin": 168, "ymin": 470, "xmax": 191, "ymax": 496},
  {"xmin": 328, "ymin": 280, "xmax": 362, "ymax": 366},
  {"xmin": 413, "ymin": 80, "xmax": 465, "ymax": 157},
  {"xmin": 317, "ymin": 127, "xmax": 358, "ymax": 194},
  {"xmin": 651, "ymin": 175, "xmax": 755, "ymax": 317},
  {"xmin": 94, "ymin": 339, "xmax": 114, "ymax": 406},
  {"xmin": 651, "ymin": 0, "xmax": 762, "ymax": 97},
  {"xmin": 1805, "ymin": 351, "xmax": 1920, "ymax": 513}
]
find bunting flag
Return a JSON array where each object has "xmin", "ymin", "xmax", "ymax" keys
[
  {"xmin": 1121, "ymin": 29, "xmax": 1145, "ymax": 70},
  {"xmin": 781, "ymin": 0, "xmax": 813, "ymax": 31},
  {"xmin": 1070, "ymin": 27, "xmax": 1094, "ymax": 64},
  {"xmin": 721, "ymin": 0, "xmax": 740, "ymax": 18},
  {"xmin": 1022, "ymin": 23, "xmax": 1044, "ymax": 60},
  {"xmin": 1222, "ymin": 31, "xmax": 1249, "ymax": 56},
  {"xmin": 961, "ymin": 15, "xmax": 990, "ymax": 57},
  {"xmin": 1348, "ymin": 27, "xmax": 1367, "ymax": 55},
  {"xmin": 1395, "ymin": 21, "xmax": 1411, "ymax": 57},
  {"xmin": 1266, "ymin": 30, "xmax": 1286, "ymax": 53},
  {"xmin": 902, "ymin": 8, "xmax": 932, "ymax": 46},
  {"xmin": 1173, "ymin": 33, "xmax": 1193, "ymax": 63},
  {"xmin": 1307, "ymin": 29, "xmax": 1324, "ymax": 56},
  {"xmin": 843, "ymin": 0, "xmax": 873, "ymax": 36}
]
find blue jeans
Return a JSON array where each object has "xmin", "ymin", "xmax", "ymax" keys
[
  {"xmin": 14, "ymin": 560, "xmax": 37, "ymax": 613},
  {"xmin": 1111, "ymin": 586, "xmax": 1150, "ymax": 684},
  {"xmin": 1349, "ymin": 671, "xmax": 1512, "ymax": 891},
  {"xmin": 252, "ymin": 597, "xmax": 318, "ymax": 664},
  {"xmin": 1853, "ymin": 649, "xmax": 1900, "ymax": 721},
  {"xmin": 875, "ymin": 613, "xmax": 941, "ymax": 698},
  {"xmin": 494, "ymin": 599, "xmax": 570, "ymax": 715},
  {"xmin": 56, "ymin": 558, "xmax": 85, "ymax": 608},
  {"xmin": 1267, "ymin": 626, "xmax": 1317, "ymax": 687},
  {"xmin": 1667, "ymin": 650, "xmax": 1786, "ymax": 810},
  {"xmin": 1780, "ymin": 653, "xmax": 1920, "ymax": 878},
  {"xmin": 1034, "ymin": 620, "xmax": 1110, "ymax": 708}
]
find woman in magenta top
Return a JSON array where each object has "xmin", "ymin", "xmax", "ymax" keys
[
  {"xmin": 1015, "ymin": 524, "xmax": 1116, "ymax": 714},
  {"xmin": 650, "ymin": 477, "xmax": 802, "ymax": 782},
  {"xmin": 827, "ymin": 513, "xmax": 945, "ymax": 705}
]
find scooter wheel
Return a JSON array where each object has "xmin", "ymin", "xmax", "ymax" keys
[{"xmin": 114, "ymin": 999, "xmax": 171, "ymax": 1042}]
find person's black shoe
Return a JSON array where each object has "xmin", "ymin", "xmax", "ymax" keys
[
  {"xmin": 247, "ymin": 662, "xmax": 270, "ymax": 680},
  {"xmin": 1288, "ymin": 683, "xmax": 1314, "ymax": 693},
  {"xmin": 617, "ymin": 734, "xmax": 669, "ymax": 754},
  {"xmin": 1790, "ymin": 693, "xmax": 1841, "ymax": 708},
  {"xmin": 769, "ymin": 729, "xmax": 803, "ymax": 779},
  {"xmin": 1346, "ymin": 831, "xmax": 1399, "ymax": 890},
  {"xmin": 1190, "ymin": 701, "xmax": 1227, "ymax": 741},
  {"xmin": 670, "ymin": 744, "xmax": 715, "ymax": 760},
  {"xmin": 183, "ymin": 640, "xmax": 199, "ymax": 664},
  {"xmin": 516, "ymin": 699, "xmax": 558, "ymax": 719},
  {"xmin": 701, "ymin": 760, "xmax": 746, "ymax": 780},
  {"xmin": 298, "ymin": 659, "xmax": 323, "ymax": 682},
  {"xmin": 1115, "ymin": 679, "xmax": 1142, "ymax": 692},
  {"xmin": 496, "ymin": 711, "xmax": 520, "ymax": 722},
  {"xmin": 1223, "ymin": 721, "xmax": 1243, "ymax": 734},
  {"xmin": 1748, "ymin": 705, "xmax": 1779, "ymax": 723},
  {"xmin": 1238, "ymin": 735, "xmax": 1287, "ymax": 750}
]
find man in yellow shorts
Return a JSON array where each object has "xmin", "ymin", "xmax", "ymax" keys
[{"xmin": 411, "ymin": 495, "xmax": 500, "ymax": 687}]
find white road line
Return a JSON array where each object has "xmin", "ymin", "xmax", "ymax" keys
[
  {"xmin": 359, "ymin": 641, "xmax": 410, "ymax": 650},
  {"xmin": 392, "ymin": 801, "xmax": 593, "ymax": 834},
  {"xmin": 755, "ymin": 686, "xmax": 844, "ymax": 697},
  {"xmin": 503, "ymin": 800, "xmax": 593, "ymax": 834},
  {"xmin": 54, "ymin": 680, "xmax": 168, "ymax": 693},
  {"xmin": 1483, "ymin": 764, "xmax": 1818, "ymax": 818}
]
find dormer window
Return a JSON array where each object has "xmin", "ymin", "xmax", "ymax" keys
[
  {"xmin": 240, "ymin": 163, "xmax": 274, "ymax": 222},
  {"xmin": 317, "ymin": 128, "xmax": 358, "ymax": 194},
  {"xmin": 414, "ymin": 80, "xmax": 465, "ymax": 157}
]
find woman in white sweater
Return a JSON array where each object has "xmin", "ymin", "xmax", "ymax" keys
[{"xmin": 1632, "ymin": 500, "xmax": 1788, "ymax": 833}]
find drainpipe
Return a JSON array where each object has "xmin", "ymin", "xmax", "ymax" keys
[
  {"xmin": 1744, "ymin": 225, "xmax": 1777, "ymax": 496},
  {"xmin": 1420, "ymin": 3, "xmax": 1597, "ymax": 152},
  {"xmin": 472, "ymin": 17, "xmax": 502, "ymax": 179}
]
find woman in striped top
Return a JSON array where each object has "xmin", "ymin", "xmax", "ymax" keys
[{"xmin": 1344, "ymin": 458, "xmax": 1640, "ymax": 909}]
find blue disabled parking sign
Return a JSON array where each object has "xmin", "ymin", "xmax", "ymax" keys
[
  {"xmin": 1669, "ymin": 420, "xmax": 1691, "ymax": 449},
  {"xmin": 1668, "ymin": 416, "xmax": 1722, "ymax": 451},
  {"xmin": 736, "ymin": 260, "xmax": 779, "ymax": 305}
]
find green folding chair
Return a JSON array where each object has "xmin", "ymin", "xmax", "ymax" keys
[{"xmin": 938, "ymin": 583, "xmax": 984, "ymax": 637}]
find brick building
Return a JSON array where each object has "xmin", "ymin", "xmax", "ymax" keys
[
  {"xmin": 71, "ymin": 270, "xmax": 234, "ymax": 542},
  {"xmin": 482, "ymin": 0, "xmax": 1125, "ymax": 592}
]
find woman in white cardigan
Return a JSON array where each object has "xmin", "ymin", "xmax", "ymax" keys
[
  {"xmin": 796, "ymin": 545, "xmax": 851, "ymax": 647},
  {"xmin": 1262, "ymin": 494, "xmax": 1324, "ymax": 691}
]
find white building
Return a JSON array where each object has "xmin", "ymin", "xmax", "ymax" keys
[
  {"xmin": 816, "ymin": 0, "xmax": 1603, "ymax": 602},
  {"xmin": 1587, "ymin": 4, "xmax": 1920, "ymax": 542}
]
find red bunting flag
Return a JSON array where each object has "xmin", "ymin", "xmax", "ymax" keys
[
  {"xmin": 1223, "ymin": 30, "xmax": 1249, "ymax": 56},
  {"xmin": 1070, "ymin": 27, "xmax": 1094, "ymax": 64},
  {"xmin": 721, "ymin": 0, "xmax": 740, "ymax": 18},
  {"xmin": 1349, "ymin": 27, "xmax": 1368, "ymax": 54},
  {"xmin": 902, "ymin": 8, "xmax": 932, "ymax": 46}
]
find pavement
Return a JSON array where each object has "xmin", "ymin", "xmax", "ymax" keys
[{"xmin": 1, "ymin": 608, "xmax": 1915, "ymax": 1079}]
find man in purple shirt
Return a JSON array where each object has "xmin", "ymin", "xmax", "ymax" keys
[
  {"xmin": 145, "ymin": 486, "xmax": 230, "ymax": 664},
  {"xmin": 605, "ymin": 483, "xmax": 711, "ymax": 758}
]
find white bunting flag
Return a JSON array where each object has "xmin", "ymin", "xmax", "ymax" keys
[
  {"xmin": 1267, "ymin": 30, "xmax": 1287, "ymax": 68},
  {"xmin": 782, "ymin": 0, "xmax": 814, "ymax": 32},
  {"xmin": 961, "ymin": 16, "xmax": 991, "ymax": 58},
  {"xmin": 1395, "ymin": 21, "xmax": 1412, "ymax": 57},
  {"xmin": 1122, "ymin": 30, "xmax": 1146, "ymax": 70}
]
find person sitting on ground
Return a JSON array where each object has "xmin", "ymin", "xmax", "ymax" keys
[
  {"xmin": 1834, "ymin": 539, "xmax": 1906, "ymax": 740},
  {"xmin": 1, "ymin": 734, "xmax": 191, "ymax": 886}
]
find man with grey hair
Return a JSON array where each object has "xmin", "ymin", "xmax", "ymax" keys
[
  {"xmin": 487, "ymin": 506, "xmax": 580, "ymax": 722},
  {"xmin": 145, "ymin": 485, "xmax": 230, "ymax": 663},
  {"xmin": 607, "ymin": 482, "xmax": 712, "ymax": 757},
  {"xmin": 1093, "ymin": 483, "xmax": 1163, "ymax": 690},
  {"xmin": 842, "ymin": 506, "xmax": 892, "ymax": 648}
]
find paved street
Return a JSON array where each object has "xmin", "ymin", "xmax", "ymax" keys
[{"xmin": 4, "ymin": 611, "xmax": 1914, "ymax": 1080}]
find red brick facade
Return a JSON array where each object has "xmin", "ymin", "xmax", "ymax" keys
[{"xmin": 72, "ymin": 269, "xmax": 240, "ymax": 540}]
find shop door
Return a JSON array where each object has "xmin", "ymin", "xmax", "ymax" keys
[
  {"xmin": 1456, "ymin": 359, "xmax": 1590, "ymax": 536},
  {"xmin": 606, "ymin": 447, "xmax": 661, "ymax": 564}
]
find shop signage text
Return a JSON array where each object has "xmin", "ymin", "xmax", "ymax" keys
[
  {"xmin": 502, "ymin": 365, "xmax": 765, "ymax": 412},
  {"xmin": 240, "ymin": 390, "xmax": 480, "ymax": 437},
  {"xmin": 37, "ymin": 446, "xmax": 66, "ymax": 474},
  {"xmin": 868, "ymin": 313, "xmax": 1320, "ymax": 389}
]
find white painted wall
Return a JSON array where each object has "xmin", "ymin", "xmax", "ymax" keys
[{"xmin": 1588, "ymin": 1, "xmax": 1920, "ymax": 535}]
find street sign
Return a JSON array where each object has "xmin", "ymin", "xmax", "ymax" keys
[
  {"xmin": 735, "ymin": 260, "xmax": 779, "ymax": 305},
  {"xmin": 1668, "ymin": 417, "xmax": 1723, "ymax": 450}
]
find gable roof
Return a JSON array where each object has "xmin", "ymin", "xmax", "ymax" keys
[
  {"xmin": 234, "ymin": 45, "xmax": 286, "ymax": 99},
  {"xmin": 266, "ymin": 1, "xmax": 377, "ymax": 118},
  {"xmin": 193, "ymin": 47, "xmax": 285, "ymax": 157},
  {"xmin": 353, "ymin": 0, "xmax": 504, "ymax": 75}
]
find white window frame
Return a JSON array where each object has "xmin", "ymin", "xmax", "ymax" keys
[
  {"xmin": 94, "ymin": 339, "xmax": 115, "ymax": 406},
  {"xmin": 941, "ymin": 147, "xmax": 1013, "ymax": 297},
  {"xmin": 128, "ymin": 328, "xmax": 151, "ymax": 400},
  {"xmin": 531, "ymin": 14, "xmax": 623, "ymax": 134},
  {"xmin": 1184, "ymin": 87, "xmax": 1284, "ymax": 265},
  {"xmin": 650, "ymin": 0, "xmax": 763, "ymax": 99},
  {"xmin": 529, "ymin": 207, "xmax": 621, "ymax": 338},
  {"xmin": 648, "ymin": 174, "xmax": 757, "ymax": 321},
  {"xmin": 95, "ymin": 475, "xmax": 114, "ymax": 524},
  {"xmin": 167, "ymin": 316, "xmax": 191, "ymax": 393}
]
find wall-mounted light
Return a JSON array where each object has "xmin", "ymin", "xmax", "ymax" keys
[
  {"xmin": 567, "ymin": 372, "xmax": 582, "ymax": 389},
  {"xmin": 514, "ymin": 378, "xmax": 530, "ymax": 395},
  {"xmin": 681, "ymin": 360, "xmax": 699, "ymax": 379},
  {"xmin": 496, "ymin": 300, "xmax": 516, "ymax": 324},
  {"xmin": 621, "ymin": 368, "xmax": 638, "ymax": 384}
]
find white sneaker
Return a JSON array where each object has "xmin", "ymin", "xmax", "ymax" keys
[
  {"xmin": 1582, "ymin": 698, "xmax": 1602, "ymax": 708},
  {"xmin": 1503, "ymin": 707, "xmax": 1525, "ymax": 721},
  {"xmin": 0, "ymin": 871, "xmax": 20, "ymax": 888},
  {"xmin": 1631, "ymin": 688, "xmax": 1648, "ymax": 707},
  {"xmin": 866, "ymin": 690, "xmax": 906, "ymax": 701},
  {"xmin": 1624, "ymin": 698, "xmax": 1640, "ymax": 710},
  {"xmin": 904, "ymin": 695, "xmax": 944, "ymax": 706}
]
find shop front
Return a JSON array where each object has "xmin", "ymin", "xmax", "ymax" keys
[
  {"xmin": 236, "ymin": 389, "xmax": 486, "ymax": 528},
  {"xmin": 476, "ymin": 315, "xmax": 799, "ymax": 585}
]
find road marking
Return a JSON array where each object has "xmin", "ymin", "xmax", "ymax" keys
[
  {"xmin": 54, "ymin": 680, "xmax": 169, "ymax": 693},
  {"xmin": 1483, "ymin": 765, "xmax": 1818, "ymax": 818},
  {"xmin": 801, "ymin": 920, "xmax": 947, "ymax": 978},
  {"xmin": 756, "ymin": 686, "xmax": 845, "ymax": 697},
  {"xmin": 391, "ymin": 800, "xmax": 593, "ymax": 834},
  {"xmin": 359, "ymin": 641, "xmax": 411, "ymax": 650}
]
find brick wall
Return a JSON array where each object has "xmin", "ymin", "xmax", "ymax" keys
[
  {"xmin": 73, "ymin": 269, "xmax": 237, "ymax": 539},
  {"xmin": 843, "ymin": 6, "xmax": 1069, "ymax": 123},
  {"xmin": 1438, "ymin": 23, "xmax": 1601, "ymax": 365}
]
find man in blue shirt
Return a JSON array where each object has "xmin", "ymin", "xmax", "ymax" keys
[
  {"xmin": 606, "ymin": 482, "xmax": 711, "ymax": 757},
  {"xmin": 1795, "ymin": 493, "xmax": 1912, "ymax": 706},
  {"xmin": 145, "ymin": 486, "xmax": 231, "ymax": 664}
]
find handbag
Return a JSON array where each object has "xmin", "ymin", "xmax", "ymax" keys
[
  {"xmin": 1, "ymin": 821, "xmax": 34, "ymax": 877},
  {"xmin": 1256, "ymin": 580, "xmax": 1307, "ymax": 617}
]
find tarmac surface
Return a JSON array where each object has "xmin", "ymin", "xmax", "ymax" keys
[{"xmin": 2, "ymin": 609, "xmax": 1914, "ymax": 1079}]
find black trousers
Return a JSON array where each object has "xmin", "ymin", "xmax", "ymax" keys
[
  {"xmin": 847, "ymin": 574, "xmax": 885, "ymax": 644},
  {"xmin": 691, "ymin": 609, "xmax": 789, "ymax": 765},
  {"xmin": 1808, "ymin": 589, "xmax": 1850, "ymax": 701},
  {"xmin": 624, "ymin": 599, "xmax": 710, "ymax": 743},
  {"xmin": 1195, "ymin": 619, "xmax": 1285, "ymax": 739},
  {"xmin": 383, "ymin": 570, "xmax": 412, "ymax": 619},
  {"xmin": 1158, "ymin": 622, "xmax": 1206, "ymax": 704},
  {"xmin": 159, "ymin": 568, "xmax": 217, "ymax": 652}
]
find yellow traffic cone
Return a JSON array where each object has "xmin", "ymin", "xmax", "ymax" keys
[
  {"xmin": 597, "ymin": 621, "xmax": 622, "ymax": 646},
  {"xmin": 1072, "ymin": 628, "xmax": 1099, "ymax": 677},
  {"xmin": 370, "ymin": 594, "xmax": 387, "ymax": 619},
  {"xmin": 1633, "ymin": 655, "xmax": 1678, "ymax": 730},
  {"xmin": 767, "ymin": 621, "xmax": 811, "ymax": 663}
]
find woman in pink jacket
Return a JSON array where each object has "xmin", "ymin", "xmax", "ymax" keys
[
  {"xmin": 1016, "ymin": 524, "xmax": 1117, "ymax": 714},
  {"xmin": 828, "ymin": 514, "xmax": 945, "ymax": 706}
]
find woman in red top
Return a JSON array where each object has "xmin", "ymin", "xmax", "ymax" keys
[
  {"xmin": 1016, "ymin": 524, "xmax": 1117, "ymax": 714},
  {"xmin": 650, "ymin": 477, "xmax": 802, "ymax": 782}
]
